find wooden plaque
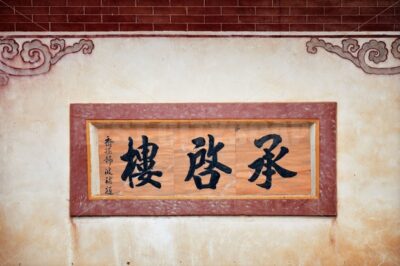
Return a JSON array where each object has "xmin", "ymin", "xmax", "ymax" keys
[{"xmin": 70, "ymin": 103, "xmax": 336, "ymax": 216}]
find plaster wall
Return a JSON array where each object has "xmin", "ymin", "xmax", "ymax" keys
[{"xmin": 0, "ymin": 35, "xmax": 399, "ymax": 266}]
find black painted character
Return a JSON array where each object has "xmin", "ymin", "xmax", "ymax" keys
[
  {"xmin": 104, "ymin": 136, "xmax": 114, "ymax": 147},
  {"xmin": 248, "ymin": 134, "xmax": 297, "ymax": 189},
  {"xmin": 185, "ymin": 134, "xmax": 232, "ymax": 190},
  {"xmin": 120, "ymin": 136, "xmax": 163, "ymax": 189}
]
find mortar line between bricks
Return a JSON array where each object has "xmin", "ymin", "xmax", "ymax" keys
[
  {"xmin": 351, "ymin": 0, "xmax": 400, "ymax": 32},
  {"xmin": 0, "ymin": 0, "xmax": 49, "ymax": 31}
]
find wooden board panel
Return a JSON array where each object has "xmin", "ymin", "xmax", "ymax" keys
[
  {"xmin": 70, "ymin": 103, "xmax": 336, "ymax": 216},
  {"xmin": 89, "ymin": 120, "xmax": 318, "ymax": 200}
]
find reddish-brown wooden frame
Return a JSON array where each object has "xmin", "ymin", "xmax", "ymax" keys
[{"xmin": 70, "ymin": 103, "xmax": 336, "ymax": 216}]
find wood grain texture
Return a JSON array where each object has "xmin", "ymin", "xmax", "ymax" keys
[
  {"xmin": 92, "ymin": 120, "xmax": 315, "ymax": 199},
  {"xmin": 70, "ymin": 103, "xmax": 336, "ymax": 216}
]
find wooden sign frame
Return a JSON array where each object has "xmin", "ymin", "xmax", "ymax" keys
[{"xmin": 70, "ymin": 103, "xmax": 336, "ymax": 216}]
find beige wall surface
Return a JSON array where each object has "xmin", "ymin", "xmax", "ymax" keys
[{"xmin": 0, "ymin": 35, "xmax": 399, "ymax": 266}]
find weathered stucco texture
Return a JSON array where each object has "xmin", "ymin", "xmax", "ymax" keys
[{"xmin": 0, "ymin": 36, "xmax": 399, "ymax": 266}]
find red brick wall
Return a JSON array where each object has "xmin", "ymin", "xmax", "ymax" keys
[{"xmin": 0, "ymin": 0, "xmax": 399, "ymax": 31}]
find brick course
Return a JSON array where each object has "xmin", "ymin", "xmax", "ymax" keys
[{"xmin": 0, "ymin": 0, "xmax": 398, "ymax": 31}]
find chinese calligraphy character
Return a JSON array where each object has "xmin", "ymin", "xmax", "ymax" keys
[
  {"xmin": 248, "ymin": 134, "xmax": 297, "ymax": 189},
  {"xmin": 105, "ymin": 186, "xmax": 112, "ymax": 195},
  {"xmin": 120, "ymin": 136, "xmax": 163, "ymax": 189},
  {"xmin": 185, "ymin": 134, "xmax": 232, "ymax": 189},
  {"xmin": 104, "ymin": 154, "xmax": 113, "ymax": 165},
  {"xmin": 104, "ymin": 136, "xmax": 114, "ymax": 195},
  {"xmin": 105, "ymin": 167, "xmax": 112, "ymax": 175},
  {"xmin": 104, "ymin": 136, "xmax": 113, "ymax": 147}
]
